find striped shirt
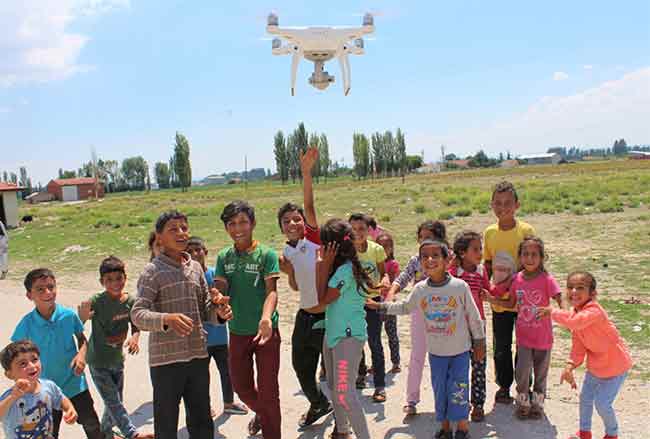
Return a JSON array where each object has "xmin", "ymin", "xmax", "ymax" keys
[
  {"xmin": 132, "ymin": 253, "xmax": 214, "ymax": 367},
  {"xmin": 448, "ymin": 264, "xmax": 490, "ymax": 320}
]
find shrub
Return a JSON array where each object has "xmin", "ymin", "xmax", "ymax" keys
[
  {"xmin": 380, "ymin": 215, "xmax": 391, "ymax": 222},
  {"xmin": 438, "ymin": 210, "xmax": 455, "ymax": 220},
  {"xmin": 414, "ymin": 205, "xmax": 426, "ymax": 214},
  {"xmin": 455, "ymin": 208, "xmax": 472, "ymax": 217}
]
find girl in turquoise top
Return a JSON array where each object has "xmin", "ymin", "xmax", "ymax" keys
[{"xmin": 316, "ymin": 219, "xmax": 374, "ymax": 439}]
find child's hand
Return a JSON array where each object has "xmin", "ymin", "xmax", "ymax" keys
[
  {"xmin": 215, "ymin": 296, "xmax": 233, "ymax": 321},
  {"xmin": 163, "ymin": 313, "xmax": 194, "ymax": 337},
  {"xmin": 209, "ymin": 287, "xmax": 223, "ymax": 304},
  {"xmin": 318, "ymin": 242, "xmax": 338, "ymax": 266},
  {"xmin": 12, "ymin": 379, "xmax": 35, "ymax": 398},
  {"xmin": 472, "ymin": 342, "xmax": 486, "ymax": 363},
  {"xmin": 560, "ymin": 366, "xmax": 577, "ymax": 389},
  {"xmin": 365, "ymin": 299, "xmax": 381, "ymax": 309},
  {"xmin": 253, "ymin": 318, "xmax": 273, "ymax": 345},
  {"xmin": 125, "ymin": 334, "xmax": 140, "ymax": 355},
  {"xmin": 63, "ymin": 405, "xmax": 78, "ymax": 424},
  {"xmin": 69, "ymin": 352, "xmax": 86, "ymax": 376},
  {"xmin": 279, "ymin": 256, "xmax": 294, "ymax": 276},
  {"xmin": 479, "ymin": 288, "xmax": 489, "ymax": 301},
  {"xmin": 299, "ymin": 147, "xmax": 319, "ymax": 175},
  {"xmin": 536, "ymin": 306, "xmax": 552, "ymax": 319},
  {"xmin": 77, "ymin": 300, "xmax": 94, "ymax": 322}
]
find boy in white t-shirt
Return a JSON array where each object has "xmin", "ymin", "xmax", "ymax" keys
[{"xmin": 278, "ymin": 147, "xmax": 332, "ymax": 428}]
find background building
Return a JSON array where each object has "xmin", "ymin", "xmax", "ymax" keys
[
  {"xmin": 47, "ymin": 178, "xmax": 105, "ymax": 202},
  {"xmin": 0, "ymin": 183, "xmax": 24, "ymax": 228}
]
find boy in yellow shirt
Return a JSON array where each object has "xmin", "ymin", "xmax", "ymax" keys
[{"xmin": 483, "ymin": 181, "xmax": 535, "ymax": 404}]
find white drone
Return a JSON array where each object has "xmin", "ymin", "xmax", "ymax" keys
[{"xmin": 266, "ymin": 12, "xmax": 375, "ymax": 96}]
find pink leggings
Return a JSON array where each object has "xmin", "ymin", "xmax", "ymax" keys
[{"xmin": 406, "ymin": 307, "xmax": 427, "ymax": 405}]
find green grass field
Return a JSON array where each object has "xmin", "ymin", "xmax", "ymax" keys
[{"xmin": 6, "ymin": 159, "xmax": 650, "ymax": 374}]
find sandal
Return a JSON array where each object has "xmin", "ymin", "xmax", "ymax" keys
[
  {"xmin": 389, "ymin": 364, "xmax": 402, "ymax": 374},
  {"xmin": 372, "ymin": 388, "xmax": 387, "ymax": 403},
  {"xmin": 329, "ymin": 425, "xmax": 352, "ymax": 439},
  {"xmin": 470, "ymin": 405, "xmax": 484, "ymax": 422},
  {"xmin": 247, "ymin": 414, "xmax": 262, "ymax": 436},
  {"xmin": 434, "ymin": 429, "xmax": 453, "ymax": 439},
  {"xmin": 403, "ymin": 404, "xmax": 417, "ymax": 416},
  {"xmin": 495, "ymin": 387, "xmax": 513, "ymax": 404},
  {"xmin": 454, "ymin": 430, "xmax": 470, "ymax": 439},
  {"xmin": 298, "ymin": 402, "xmax": 333, "ymax": 427}
]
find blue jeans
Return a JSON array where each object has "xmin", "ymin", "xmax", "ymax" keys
[
  {"xmin": 89, "ymin": 365, "xmax": 137, "ymax": 439},
  {"xmin": 428, "ymin": 351, "xmax": 470, "ymax": 422},
  {"xmin": 580, "ymin": 371, "xmax": 627, "ymax": 436}
]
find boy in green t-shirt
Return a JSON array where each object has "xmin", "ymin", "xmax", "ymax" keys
[
  {"xmin": 482, "ymin": 181, "xmax": 536, "ymax": 405},
  {"xmin": 348, "ymin": 213, "xmax": 390, "ymax": 403},
  {"xmin": 78, "ymin": 256, "xmax": 153, "ymax": 439},
  {"xmin": 213, "ymin": 201, "xmax": 282, "ymax": 439}
]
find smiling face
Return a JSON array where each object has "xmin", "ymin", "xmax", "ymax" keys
[
  {"xmin": 157, "ymin": 218, "xmax": 190, "ymax": 256},
  {"xmin": 280, "ymin": 209, "xmax": 305, "ymax": 242},
  {"xmin": 520, "ymin": 241, "xmax": 542, "ymax": 273},
  {"xmin": 6, "ymin": 351, "xmax": 41, "ymax": 382},
  {"xmin": 187, "ymin": 243, "xmax": 207, "ymax": 266},
  {"xmin": 419, "ymin": 244, "xmax": 448, "ymax": 280},
  {"xmin": 350, "ymin": 219, "xmax": 369, "ymax": 246},
  {"xmin": 375, "ymin": 235, "xmax": 394, "ymax": 258},
  {"xmin": 225, "ymin": 212, "xmax": 255, "ymax": 248},
  {"xmin": 566, "ymin": 274, "xmax": 595, "ymax": 308},
  {"xmin": 27, "ymin": 276, "xmax": 57, "ymax": 317},
  {"xmin": 101, "ymin": 271, "xmax": 127, "ymax": 300},
  {"xmin": 491, "ymin": 191, "xmax": 519, "ymax": 224},
  {"xmin": 461, "ymin": 238, "xmax": 483, "ymax": 267}
]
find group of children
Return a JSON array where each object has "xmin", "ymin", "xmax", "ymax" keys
[{"xmin": 0, "ymin": 148, "xmax": 633, "ymax": 439}]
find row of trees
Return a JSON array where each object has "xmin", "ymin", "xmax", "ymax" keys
[
  {"xmin": 50, "ymin": 132, "xmax": 193, "ymax": 193},
  {"xmin": 547, "ymin": 138, "xmax": 644, "ymax": 159},
  {"xmin": 0, "ymin": 168, "xmax": 35, "ymax": 196},
  {"xmin": 352, "ymin": 129, "xmax": 408, "ymax": 180},
  {"xmin": 274, "ymin": 122, "xmax": 331, "ymax": 184}
]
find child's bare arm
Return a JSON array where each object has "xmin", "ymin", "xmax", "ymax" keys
[
  {"xmin": 61, "ymin": 396, "xmax": 78, "ymax": 424},
  {"xmin": 0, "ymin": 381, "xmax": 31, "ymax": 417},
  {"xmin": 254, "ymin": 277, "xmax": 279, "ymax": 345},
  {"xmin": 300, "ymin": 147, "xmax": 319, "ymax": 227},
  {"xmin": 71, "ymin": 332, "xmax": 88, "ymax": 376}
]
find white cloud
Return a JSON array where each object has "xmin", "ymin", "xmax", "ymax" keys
[
  {"xmin": 583, "ymin": 65, "xmax": 593, "ymax": 70},
  {"xmin": 553, "ymin": 71, "xmax": 569, "ymax": 81},
  {"xmin": 0, "ymin": 1, "xmax": 129, "ymax": 87},
  {"xmin": 424, "ymin": 67, "xmax": 650, "ymax": 157}
]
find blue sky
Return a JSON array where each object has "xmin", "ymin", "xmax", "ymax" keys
[{"xmin": 1, "ymin": 0, "xmax": 649, "ymax": 185}]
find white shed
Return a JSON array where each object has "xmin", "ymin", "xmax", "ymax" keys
[{"xmin": 0, "ymin": 183, "xmax": 24, "ymax": 228}]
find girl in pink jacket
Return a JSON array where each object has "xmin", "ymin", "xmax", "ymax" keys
[{"xmin": 538, "ymin": 271, "xmax": 632, "ymax": 439}]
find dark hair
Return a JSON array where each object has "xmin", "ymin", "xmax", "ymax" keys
[
  {"xmin": 518, "ymin": 236, "xmax": 547, "ymax": 272},
  {"xmin": 567, "ymin": 271, "xmax": 597, "ymax": 292},
  {"xmin": 24, "ymin": 268, "xmax": 55, "ymax": 291},
  {"xmin": 155, "ymin": 210, "xmax": 188, "ymax": 233},
  {"xmin": 320, "ymin": 219, "xmax": 374, "ymax": 295},
  {"xmin": 1, "ymin": 340, "xmax": 40, "ymax": 371},
  {"xmin": 419, "ymin": 239, "xmax": 450, "ymax": 259},
  {"xmin": 348, "ymin": 213, "xmax": 371, "ymax": 226},
  {"xmin": 367, "ymin": 216, "xmax": 378, "ymax": 229},
  {"xmin": 416, "ymin": 220, "xmax": 446, "ymax": 242},
  {"xmin": 375, "ymin": 232, "xmax": 394, "ymax": 260},
  {"xmin": 220, "ymin": 200, "xmax": 255, "ymax": 225},
  {"xmin": 277, "ymin": 203, "xmax": 305, "ymax": 230},
  {"xmin": 453, "ymin": 230, "xmax": 482, "ymax": 263},
  {"xmin": 187, "ymin": 236, "xmax": 206, "ymax": 249},
  {"xmin": 99, "ymin": 256, "xmax": 126, "ymax": 278},
  {"xmin": 147, "ymin": 231, "xmax": 158, "ymax": 261},
  {"xmin": 492, "ymin": 180, "xmax": 519, "ymax": 202}
]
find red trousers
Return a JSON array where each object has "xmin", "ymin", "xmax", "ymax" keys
[{"xmin": 229, "ymin": 330, "xmax": 281, "ymax": 439}]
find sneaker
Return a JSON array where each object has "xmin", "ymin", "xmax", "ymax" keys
[
  {"xmin": 434, "ymin": 429, "xmax": 453, "ymax": 439},
  {"xmin": 470, "ymin": 405, "xmax": 484, "ymax": 422},
  {"xmin": 403, "ymin": 403, "xmax": 417, "ymax": 416},
  {"xmin": 454, "ymin": 430, "xmax": 471, "ymax": 439},
  {"xmin": 603, "ymin": 436, "xmax": 618, "ymax": 439},
  {"xmin": 567, "ymin": 432, "xmax": 592, "ymax": 439},
  {"xmin": 224, "ymin": 402, "xmax": 248, "ymax": 415},
  {"xmin": 298, "ymin": 402, "xmax": 333, "ymax": 428},
  {"xmin": 247, "ymin": 414, "xmax": 261, "ymax": 436},
  {"xmin": 495, "ymin": 387, "xmax": 513, "ymax": 404}
]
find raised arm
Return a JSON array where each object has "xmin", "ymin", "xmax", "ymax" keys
[{"xmin": 300, "ymin": 147, "xmax": 319, "ymax": 227}]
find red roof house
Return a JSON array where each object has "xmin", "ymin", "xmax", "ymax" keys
[{"xmin": 47, "ymin": 178, "xmax": 104, "ymax": 202}]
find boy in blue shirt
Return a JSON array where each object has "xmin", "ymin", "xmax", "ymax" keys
[
  {"xmin": 11, "ymin": 268, "xmax": 103, "ymax": 439},
  {"xmin": 187, "ymin": 236, "xmax": 248, "ymax": 416},
  {"xmin": 0, "ymin": 340, "xmax": 78, "ymax": 439}
]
